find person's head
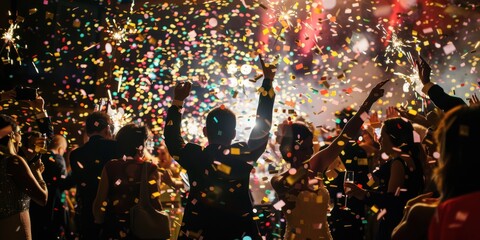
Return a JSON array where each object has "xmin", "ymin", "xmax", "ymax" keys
[
  {"xmin": 85, "ymin": 112, "xmax": 114, "ymax": 139},
  {"xmin": 115, "ymin": 124, "xmax": 149, "ymax": 158},
  {"xmin": 49, "ymin": 135, "xmax": 68, "ymax": 156},
  {"xmin": 277, "ymin": 122, "xmax": 314, "ymax": 167},
  {"xmin": 379, "ymin": 118, "xmax": 416, "ymax": 156},
  {"xmin": 434, "ymin": 105, "xmax": 480, "ymax": 201},
  {"xmin": 0, "ymin": 114, "xmax": 21, "ymax": 154},
  {"xmin": 204, "ymin": 106, "xmax": 236, "ymax": 144}
]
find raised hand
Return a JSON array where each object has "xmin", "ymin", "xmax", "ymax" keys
[
  {"xmin": 364, "ymin": 79, "xmax": 389, "ymax": 107},
  {"xmin": 416, "ymin": 56, "xmax": 431, "ymax": 85},
  {"xmin": 386, "ymin": 106, "xmax": 400, "ymax": 119},
  {"xmin": 369, "ymin": 111, "xmax": 382, "ymax": 128},
  {"xmin": 469, "ymin": 93, "xmax": 479, "ymax": 106},
  {"xmin": 174, "ymin": 81, "xmax": 192, "ymax": 101},
  {"xmin": 259, "ymin": 54, "xmax": 277, "ymax": 81}
]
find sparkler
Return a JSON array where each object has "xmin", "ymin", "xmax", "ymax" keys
[
  {"xmin": 105, "ymin": 1, "xmax": 137, "ymax": 45},
  {"xmin": 377, "ymin": 24, "xmax": 413, "ymax": 64},
  {"xmin": 106, "ymin": 18, "xmax": 129, "ymax": 45},
  {"xmin": 393, "ymin": 52, "xmax": 423, "ymax": 95},
  {"xmin": 1, "ymin": 22, "xmax": 22, "ymax": 64}
]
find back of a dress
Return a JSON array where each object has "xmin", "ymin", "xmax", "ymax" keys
[{"xmin": 284, "ymin": 186, "xmax": 333, "ymax": 240}]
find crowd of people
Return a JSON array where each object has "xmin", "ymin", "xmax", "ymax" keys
[{"xmin": 0, "ymin": 54, "xmax": 479, "ymax": 240}]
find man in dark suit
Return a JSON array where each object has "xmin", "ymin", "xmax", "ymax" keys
[
  {"xmin": 69, "ymin": 112, "xmax": 121, "ymax": 239},
  {"xmin": 164, "ymin": 55, "xmax": 276, "ymax": 240},
  {"xmin": 30, "ymin": 135, "xmax": 68, "ymax": 240}
]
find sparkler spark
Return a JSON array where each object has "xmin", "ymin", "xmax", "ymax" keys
[
  {"xmin": 106, "ymin": 18, "xmax": 129, "ymax": 45},
  {"xmin": 105, "ymin": 1, "xmax": 136, "ymax": 45}
]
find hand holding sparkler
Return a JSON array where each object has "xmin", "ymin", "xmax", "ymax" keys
[{"xmin": 416, "ymin": 56, "xmax": 431, "ymax": 85}]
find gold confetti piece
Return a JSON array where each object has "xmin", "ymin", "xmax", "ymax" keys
[
  {"xmin": 337, "ymin": 141, "xmax": 345, "ymax": 146},
  {"xmin": 371, "ymin": 205, "xmax": 379, "ymax": 213},
  {"xmin": 148, "ymin": 180, "xmax": 157, "ymax": 185},
  {"xmin": 151, "ymin": 192, "xmax": 161, "ymax": 198},
  {"xmin": 367, "ymin": 179, "xmax": 376, "ymax": 187},
  {"xmin": 358, "ymin": 158, "xmax": 368, "ymax": 166},
  {"xmin": 231, "ymin": 147, "xmax": 240, "ymax": 155},
  {"xmin": 217, "ymin": 163, "xmax": 231, "ymax": 175}
]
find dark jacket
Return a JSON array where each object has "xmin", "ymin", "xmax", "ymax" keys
[
  {"xmin": 164, "ymin": 78, "xmax": 275, "ymax": 240},
  {"xmin": 427, "ymin": 84, "xmax": 466, "ymax": 112},
  {"xmin": 69, "ymin": 135, "xmax": 120, "ymax": 239}
]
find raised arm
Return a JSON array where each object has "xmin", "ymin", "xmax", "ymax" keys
[
  {"xmin": 247, "ymin": 55, "xmax": 276, "ymax": 161},
  {"xmin": 417, "ymin": 56, "xmax": 466, "ymax": 112},
  {"xmin": 309, "ymin": 79, "xmax": 388, "ymax": 173},
  {"xmin": 164, "ymin": 82, "xmax": 192, "ymax": 164}
]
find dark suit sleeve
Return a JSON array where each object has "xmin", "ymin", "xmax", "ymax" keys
[
  {"xmin": 164, "ymin": 105, "xmax": 188, "ymax": 168},
  {"xmin": 104, "ymin": 140, "xmax": 122, "ymax": 161},
  {"xmin": 64, "ymin": 149, "xmax": 80, "ymax": 189},
  {"xmin": 427, "ymin": 84, "xmax": 466, "ymax": 112},
  {"xmin": 246, "ymin": 78, "xmax": 275, "ymax": 162}
]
